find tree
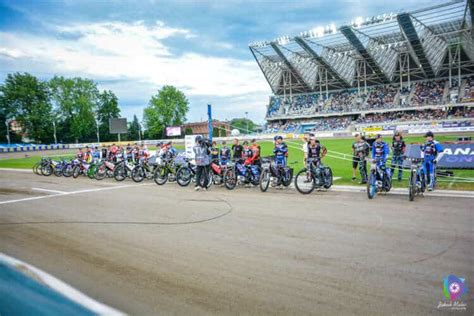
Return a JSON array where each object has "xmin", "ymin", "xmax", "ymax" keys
[
  {"xmin": 128, "ymin": 115, "xmax": 141, "ymax": 141},
  {"xmin": 143, "ymin": 85, "xmax": 189, "ymax": 139},
  {"xmin": 49, "ymin": 76, "xmax": 99, "ymax": 143},
  {"xmin": 97, "ymin": 90, "xmax": 120, "ymax": 142},
  {"xmin": 184, "ymin": 127, "xmax": 193, "ymax": 135},
  {"xmin": 230, "ymin": 118, "xmax": 255, "ymax": 135},
  {"xmin": 0, "ymin": 73, "xmax": 53, "ymax": 143}
]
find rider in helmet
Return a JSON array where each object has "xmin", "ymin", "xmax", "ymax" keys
[
  {"xmin": 273, "ymin": 135, "xmax": 288, "ymax": 185},
  {"xmin": 210, "ymin": 141, "xmax": 219, "ymax": 162},
  {"xmin": 219, "ymin": 141, "xmax": 231, "ymax": 166},
  {"xmin": 242, "ymin": 141, "xmax": 253, "ymax": 164},
  {"xmin": 372, "ymin": 134, "xmax": 391, "ymax": 180},
  {"xmin": 420, "ymin": 131, "xmax": 444, "ymax": 191}
]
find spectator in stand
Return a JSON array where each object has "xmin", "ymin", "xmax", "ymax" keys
[{"xmin": 411, "ymin": 80, "xmax": 445, "ymax": 106}]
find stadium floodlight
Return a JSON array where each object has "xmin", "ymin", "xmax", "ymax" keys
[
  {"xmin": 330, "ymin": 23, "xmax": 337, "ymax": 34},
  {"xmin": 355, "ymin": 17, "xmax": 364, "ymax": 27}
]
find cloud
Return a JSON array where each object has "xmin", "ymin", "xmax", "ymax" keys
[
  {"xmin": 0, "ymin": 47, "xmax": 26, "ymax": 59},
  {"xmin": 0, "ymin": 20, "xmax": 269, "ymax": 99}
]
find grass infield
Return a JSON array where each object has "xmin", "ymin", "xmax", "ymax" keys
[{"xmin": 1, "ymin": 134, "xmax": 473, "ymax": 190}]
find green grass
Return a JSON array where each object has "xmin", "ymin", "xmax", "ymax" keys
[
  {"xmin": 1, "ymin": 137, "xmax": 473, "ymax": 190},
  {"xmin": 253, "ymin": 134, "xmax": 474, "ymax": 191}
]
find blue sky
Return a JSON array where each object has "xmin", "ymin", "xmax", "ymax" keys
[{"xmin": 0, "ymin": 0, "xmax": 442, "ymax": 124}]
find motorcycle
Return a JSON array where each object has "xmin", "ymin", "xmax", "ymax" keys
[
  {"xmin": 294, "ymin": 158, "xmax": 333, "ymax": 194},
  {"xmin": 367, "ymin": 158, "xmax": 392, "ymax": 199},
  {"xmin": 224, "ymin": 160, "xmax": 261, "ymax": 190},
  {"xmin": 259, "ymin": 157, "xmax": 294, "ymax": 192}
]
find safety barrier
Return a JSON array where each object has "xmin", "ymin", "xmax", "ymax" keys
[{"xmin": 0, "ymin": 144, "xmax": 70, "ymax": 153}]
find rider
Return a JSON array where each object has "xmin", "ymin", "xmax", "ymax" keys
[
  {"xmin": 273, "ymin": 135, "xmax": 288, "ymax": 185},
  {"xmin": 352, "ymin": 133, "xmax": 370, "ymax": 184},
  {"xmin": 371, "ymin": 134, "xmax": 391, "ymax": 183},
  {"xmin": 210, "ymin": 141, "xmax": 219, "ymax": 162},
  {"xmin": 83, "ymin": 146, "xmax": 93, "ymax": 163},
  {"xmin": 420, "ymin": 131, "xmax": 444, "ymax": 191},
  {"xmin": 76, "ymin": 148, "xmax": 84, "ymax": 160},
  {"xmin": 391, "ymin": 132, "xmax": 406, "ymax": 181},
  {"xmin": 250, "ymin": 139, "xmax": 261, "ymax": 167},
  {"xmin": 219, "ymin": 141, "xmax": 231, "ymax": 166},
  {"xmin": 242, "ymin": 141, "xmax": 252, "ymax": 163},
  {"xmin": 305, "ymin": 136, "xmax": 327, "ymax": 168},
  {"xmin": 231, "ymin": 138, "xmax": 243, "ymax": 160}
]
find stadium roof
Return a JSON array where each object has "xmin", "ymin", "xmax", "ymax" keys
[{"xmin": 249, "ymin": 0, "xmax": 474, "ymax": 95}]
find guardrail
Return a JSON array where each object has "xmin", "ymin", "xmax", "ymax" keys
[{"xmin": 0, "ymin": 144, "xmax": 70, "ymax": 153}]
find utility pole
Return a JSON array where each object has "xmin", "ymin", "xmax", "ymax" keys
[{"xmin": 207, "ymin": 104, "xmax": 213, "ymax": 142}]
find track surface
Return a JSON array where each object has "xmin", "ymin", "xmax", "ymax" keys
[{"xmin": 0, "ymin": 170, "xmax": 472, "ymax": 315}]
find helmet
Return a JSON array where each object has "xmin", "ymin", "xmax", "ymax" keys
[
  {"xmin": 376, "ymin": 134, "xmax": 382, "ymax": 139},
  {"xmin": 195, "ymin": 135, "xmax": 203, "ymax": 143},
  {"xmin": 425, "ymin": 131, "xmax": 434, "ymax": 138},
  {"xmin": 274, "ymin": 135, "xmax": 283, "ymax": 141}
]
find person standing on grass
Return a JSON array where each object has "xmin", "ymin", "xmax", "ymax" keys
[
  {"xmin": 232, "ymin": 138, "xmax": 243, "ymax": 160},
  {"xmin": 391, "ymin": 132, "xmax": 406, "ymax": 181},
  {"xmin": 219, "ymin": 141, "xmax": 231, "ymax": 166},
  {"xmin": 352, "ymin": 133, "xmax": 370, "ymax": 184},
  {"xmin": 193, "ymin": 135, "xmax": 211, "ymax": 191}
]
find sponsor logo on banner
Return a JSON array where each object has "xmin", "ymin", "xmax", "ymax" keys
[{"xmin": 405, "ymin": 143, "xmax": 474, "ymax": 169}]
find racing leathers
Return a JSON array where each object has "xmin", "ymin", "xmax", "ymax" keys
[
  {"xmin": 219, "ymin": 146, "xmax": 231, "ymax": 165},
  {"xmin": 372, "ymin": 141, "xmax": 391, "ymax": 180},
  {"xmin": 273, "ymin": 142, "xmax": 288, "ymax": 183},
  {"xmin": 391, "ymin": 139, "xmax": 406, "ymax": 181},
  {"xmin": 306, "ymin": 143, "xmax": 327, "ymax": 169},
  {"xmin": 352, "ymin": 140, "xmax": 370, "ymax": 183},
  {"xmin": 420, "ymin": 140, "xmax": 444, "ymax": 190}
]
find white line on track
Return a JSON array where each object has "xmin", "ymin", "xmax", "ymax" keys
[
  {"xmin": 0, "ymin": 183, "xmax": 153, "ymax": 205},
  {"xmin": 31, "ymin": 187, "xmax": 68, "ymax": 195},
  {"xmin": 0, "ymin": 168, "xmax": 31, "ymax": 173}
]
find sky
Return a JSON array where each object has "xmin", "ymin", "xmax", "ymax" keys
[{"xmin": 0, "ymin": 0, "xmax": 443, "ymax": 124}]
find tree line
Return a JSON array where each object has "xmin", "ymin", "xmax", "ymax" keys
[{"xmin": 0, "ymin": 72, "xmax": 190, "ymax": 143}]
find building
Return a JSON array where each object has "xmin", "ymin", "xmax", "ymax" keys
[{"xmin": 182, "ymin": 120, "xmax": 230, "ymax": 137}]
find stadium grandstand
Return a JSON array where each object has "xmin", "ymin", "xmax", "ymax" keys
[{"xmin": 250, "ymin": 0, "xmax": 474, "ymax": 135}]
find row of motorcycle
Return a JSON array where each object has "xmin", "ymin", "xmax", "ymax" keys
[{"xmin": 32, "ymin": 154, "xmax": 334, "ymax": 194}]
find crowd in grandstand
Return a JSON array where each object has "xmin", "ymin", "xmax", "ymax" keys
[
  {"xmin": 461, "ymin": 76, "xmax": 474, "ymax": 102},
  {"xmin": 265, "ymin": 107, "xmax": 473, "ymax": 133},
  {"xmin": 356, "ymin": 108, "xmax": 473, "ymax": 125},
  {"xmin": 366, "ymin": 85, "xmax": 397, "ymax": 110},
  {"xmin": 265, "ymin": 78, "xmax": 474, "ymax": 118},
  {"xmin": 410, "ymin": 80, "xmax": 445, "ymax": 106}
]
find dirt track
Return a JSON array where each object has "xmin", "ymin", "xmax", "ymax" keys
[{"xmin": 0, "ymin": 170, "xmax": 472, "ymax": 315}]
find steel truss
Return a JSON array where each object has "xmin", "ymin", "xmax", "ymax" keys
[{"xmin": 250, "ymin": 0, "xmax": 474, "ymax": 96}]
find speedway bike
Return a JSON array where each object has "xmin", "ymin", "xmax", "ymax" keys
[{"xmin": 294, "ymin": 158, "xmax": 332, "ymax": 194}]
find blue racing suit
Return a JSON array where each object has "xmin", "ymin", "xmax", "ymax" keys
[
  {"xmin": 219, "ymin": 146, "xmax": 231, "ymax": 165},
  {"xmin": 273, "ymin": 142, "xmax": 288, "ymax": 183},
  {"xmin": 273, "ymin": 142, "xmax": 288, "ymax": 166},
  {"xmin": 372, "ymin": 141, "xmax": 391, "ymax": 179},
  {"xmin": 421, "ymin": 140, "xmax": 443, "ymax": 189}
]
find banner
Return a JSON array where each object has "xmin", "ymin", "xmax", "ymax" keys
[
  {"xmin": 166, "ymin": 126, "xmax": 182, "ymax": 137},
  {"xmin": 405, "ymin": 142, "xmax": 474, "ymax": 169},
  {"xmin": 184, "ymin": 135, "xmax": 201, "ymax": 159}
]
